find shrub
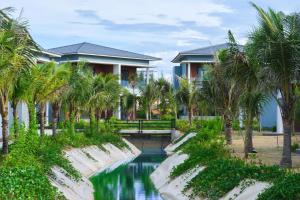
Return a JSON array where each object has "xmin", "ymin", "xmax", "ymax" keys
[
  {"xmin": 291, "ymin": 142, "xmax": 299, "ymax": 152},
  {"xmin": 258, "ymin": 173, "xmax": 300, "ymax": 200},
  {"xmin": 0, "ymin": 167, "xmax": 63, "ymax": 200},
  {"xmin": 161, "ymin": 114, "xmax": 174, "ymax": 120},
  {"xmin": 176, "ymin": 120, "xmax": 190, "ymax": 132}
]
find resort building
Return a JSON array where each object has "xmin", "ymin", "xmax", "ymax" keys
[
  {"xmin": 172, "ymin": 43, "xmax": 287, "ymax": 133},
  {"xmin": 0, "ymin": 42, "xmax": 159, "ymax": 135}
]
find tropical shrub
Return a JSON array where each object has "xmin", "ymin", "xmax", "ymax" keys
[{"xmin": 176, "ymin": 120, "xmax": 190, "ymax": 132}]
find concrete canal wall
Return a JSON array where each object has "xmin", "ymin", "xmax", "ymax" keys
[{"xmin": 49, "ymin": 139, "xmax": 141, "ymax": 200}]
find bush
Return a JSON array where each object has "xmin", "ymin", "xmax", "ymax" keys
[
  {"xmin": 291, "ymin": 142, "xmax": 299, "ymax": 152},
  {"xmin": 161, "ymin": 114, "xmax": 174, "ymax": 120},
  {"xmin": 176, "ymin": 120, "xmax": 190, "ymax": 132},
  {"xmin": 186, "ymin": 159, "xmax": 284, "ymax": 200},
  {"xmin": 0, "ymin": 167, "xmax": 63, "ymax": 200},
  {"xmin": 258, "ymin": 173, "xmax": 300, "ymax": 200}
]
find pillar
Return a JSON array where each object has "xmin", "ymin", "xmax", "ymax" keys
[
  {"xmin": 187, "ymin": 63, "xmax": 191, "ymax": 83},
  {"xmin": 276, "ymin": 92, "xmax": 283, "ymax": 134},
  {"xmin": 113, "ymin": 64, "xmax": 122, "ymax": 119}
]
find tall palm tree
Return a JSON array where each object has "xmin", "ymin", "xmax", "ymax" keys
[
  {"xmin": 248, "ymin": 3, "xmax": 300, "ymax": 167},
  {"xmin": 201, "ymin": 52, "xmax": 241, "ymax": 145},
  {"xmin": 10, "ymin": 71, "xmax": 27, "ymax": 137},
  {"xmin": 223, "ymin": 31, "xmax": 268, "ymax": 157},
  {"xmin": 0, "ymin": 8, "xmax": 36, "ymax": 154},
  {"xmin": 176, "ymin": 78, "xmax": 200, "ymax": 126}
]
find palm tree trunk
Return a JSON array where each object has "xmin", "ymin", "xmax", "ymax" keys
[
  {"xmin": 12, "ymin": 100, "xmax": 19, "ymax": 138},
  {"xmin": 188, "ymin": 107, "xmax": 193, "ymax": 126},
  {"xmin": 96, "ymin": 109, "xmax": 100, "ymax": 133},
  {"xmin": 244, "ymin": 114, "xmax": 254, "ymax": 158},
  {"xmin": 224, "ymin": 115, "xmax": 233, "ymax": 145},
  {"xmin": 280, "ymin": 104, "xmax": 293, "ymax": 168},
  {"xmin": 28, "ymin": 100, "xmax": 37, "ymax": 130},
  {"xmin": 104, "ymin": 109, "xmax": 108, "ymax": 119},
  {"xmin": 39, "ymin": 102, "xmax": 46, "ymax": 136},
  {"xmin": 52, "ymin": 102, "xmax": 60, "ymax": 136},
  {"xmin": 0, "ymin": 95, "xmax": 9, "ymax": 154},
  {"xmin": 133, "ymin": 96, "xmax": 136, "ymax": 120}
]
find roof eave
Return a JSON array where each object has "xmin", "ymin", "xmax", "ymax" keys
[{"xmin": 59, "ymin": 52, "xmax": 161, "ymax": 61}]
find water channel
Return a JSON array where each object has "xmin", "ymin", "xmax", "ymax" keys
[{"xmin": 90, "ymin": 135, "xmax": 171, "ymax": 200}]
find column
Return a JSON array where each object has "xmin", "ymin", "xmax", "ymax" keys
[
  {"xmin": 113, "ymin": 64, "xmax": 121, "ymax": 85},
  {"xmin": 276, "ymin": 92, "xmax": 283, "ymax": 133},
  {"xmin": 187, "ymin": 63, "xmax": 191, "ymax": 83},
  {"xmin": 45, "ymin": 102, "xmax": 50, "ymax": 126},
  {"xmin": 113, "ymin": 64, "xmax": 121, "ymax": 119}
]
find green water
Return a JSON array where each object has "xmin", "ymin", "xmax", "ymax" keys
[{"xmin": 90, "ymin": 154, "xmax": 166, "ymax": 200}]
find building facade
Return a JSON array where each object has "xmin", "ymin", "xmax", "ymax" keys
[{"xmin": 172, "ymin": 43, "xmax": 284, "ymax": 133}]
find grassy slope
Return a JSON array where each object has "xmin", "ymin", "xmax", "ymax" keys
[
  {"xmin": 170, "ymin": 119, "xmax": 300, "ymax": 200},
  {"xmin": 0, "ymin": 127, "xmax": 126, "ymax": 200}
]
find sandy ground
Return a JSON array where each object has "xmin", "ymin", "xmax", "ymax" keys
[{"xmin": 231, "ymin": 132, "xmax": 300, "ymax": 169}]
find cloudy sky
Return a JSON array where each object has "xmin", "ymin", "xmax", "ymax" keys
[{"xmin": 1, "ymin": 0, "xmax": 300, "ymax": 79}]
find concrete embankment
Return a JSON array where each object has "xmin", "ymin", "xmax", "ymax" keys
[
  {"xmin": 49, "ymin": 139, "xmax": 141, "ymax": 200},
  {"xmin": 151, "ymin": 133, "xmax": 271, "ymax": 200}
]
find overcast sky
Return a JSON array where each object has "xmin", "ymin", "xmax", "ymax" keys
[{"xmin": 1, "ymin": 0, "xmax": 300, "ymax": 80}]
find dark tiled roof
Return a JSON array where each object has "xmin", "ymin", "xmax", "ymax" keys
[
  {"xmin": 48, "ymin": 42, "xmax": 160, "ymax": 61},
  {"xmin": 172, "ymin": 43, "xmax": 243, "ymax": 62}
]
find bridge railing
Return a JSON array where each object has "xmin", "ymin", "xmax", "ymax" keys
[{"xmin": 108, "ymin": 119, "xmax": 176, "ymax": 133}]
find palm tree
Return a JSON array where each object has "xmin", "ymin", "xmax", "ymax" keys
[
  {"xmin": 201, "ymin": 52, "xmax": 241, "ymax": 145},
  {"xmin": 121, "ymin": 90, "xmax": 135, "ymax": 120},
  {"xmin": 63, "ymin": 62, "xmax": 93, "ymax": 134},
  {"xmin": 155, "ymin": 78, "xmax": 171, "ymax": 116},
  {"xmin": 88, "ymin": 73, "xmax": 121, "ymax": 132},
  {"xmin": 0, "ymin": 8, "xmax": 36, "ymax": 154},
  {"xmin": 140, "ymin": 80, "xmax": 157, "ymax": 120},
  {"xmin": 21, "ymin": 62, "xmax": 70, "ymax": 135},
  {"xmin": 10, "ymin": 72, "xmax": 27, "ymax": 137},
  {"xmin": 248, "ymin": 3, "xmax": 300, "ymax": 167},
  {"xmin": 223, "ymin": 31, "xmax": 268, "ymax": 157},
  {"xmin": 176, "ymin": 78, "xmax": 200, "ymax": 126}
]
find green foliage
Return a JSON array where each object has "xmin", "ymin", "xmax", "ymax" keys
[
  {"xmin": 258, "ymin": 173, "xmax": 300, "ymax": 200},
  {"xmin": 160, "ymin": 114, "xmax": 174, "ymax": 120},
  {"xmin": 0, "ymin": 167, "xmax": 64, "ymax": 200},
  {"xmin": 176, "ymin": 120, "xmax": 190, "ymax": 132},
  {"xmin": 0, "ymin": 125, "xmax": 126, "ymax": 199},
  {"xmin": 171, "ymin": 124, "xmax": 228, "ymax": 178},
  {"xmin": 291, "ymin": 143, "xmax": 299, "ymax": 153},
  {"xmin": 186, "ymin": 159, "xmax": 284, "ymax": 200},
  {"xmin": 170, "ymin": 118, "xmax": 300, "ymax": 200}
]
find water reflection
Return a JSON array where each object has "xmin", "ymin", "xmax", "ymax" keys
[{"xmin": 91, "ymin": 154, "xmax": 166, "ymax": 200}]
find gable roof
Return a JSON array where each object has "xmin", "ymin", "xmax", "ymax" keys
[
  {"xmin": 48, "ymin": 42, "xmax": 160, "ymax": 61},
  {"xmin": 172, "ymin": 43, "xmax": 243, "ymax": 63}
]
